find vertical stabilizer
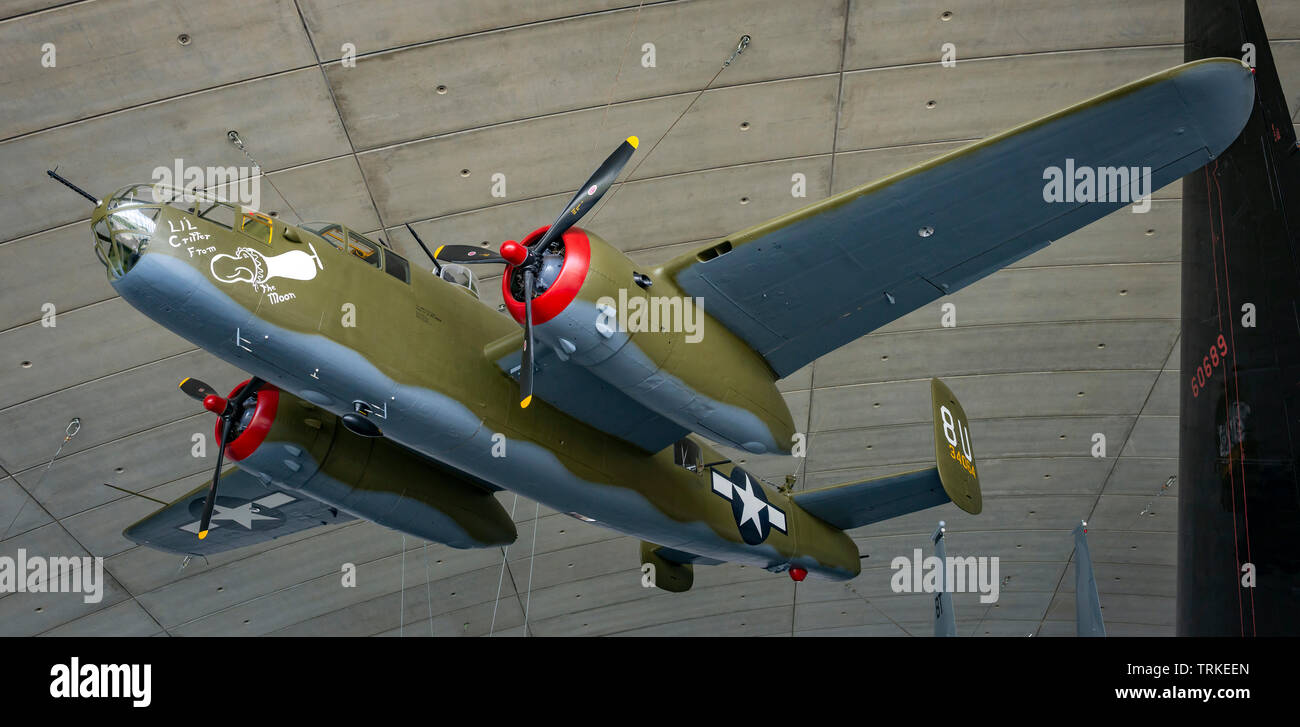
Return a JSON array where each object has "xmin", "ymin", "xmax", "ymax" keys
[
  {"xmin": 1180, "ymin": 0, "xmax": 1300, "ymax": 636},
  {"xmin": 1073, "ymin": 521, "xmax": 1106, "ymax": 637}
]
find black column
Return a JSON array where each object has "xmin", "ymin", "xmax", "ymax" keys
[{"xmin": 1179, "ymin": 0, "xmax": 1300, "ymax": 636}]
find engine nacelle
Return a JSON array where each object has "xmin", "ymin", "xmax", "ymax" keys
[
  {"xmin": 502, "ymin": 227, "xmax": 795, "ymax": 454},
  {"xmin": 640, "ymin": 541, "xmax": 694, "ymax": 592},
  {"xmin": 218, "ymin": 382, "xmax": 516, "ymax": 548}
]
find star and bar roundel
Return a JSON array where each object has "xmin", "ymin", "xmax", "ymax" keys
[
  {"xmin": 711, "ymin": 467, "xmax": 786, "ymax": 545},
  {"xmin": 178, "ymin": 491, "xmax": 297, "ymax": 535}
]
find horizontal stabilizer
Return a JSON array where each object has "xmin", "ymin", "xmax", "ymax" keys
[
  {"xmin": 793, "ymin": 468, "xmax": 949, "ymax": 531},
  {"xmin": 794, "ymin": 378, "xmax": 982, "ymax": 530}
]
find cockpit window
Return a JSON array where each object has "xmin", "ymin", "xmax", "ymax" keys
[
  {"xmin": 439, "ymin": 263, "xmax": 479, "ymax": 297},
  {"xmin": 239, "ymin": 210, "xmax": 273, "ymax": 246},
  {"xmin": 384, "ymin": 249, "xmax": 410, "ymax": 283},
  {"xmin": 195, "ymin": 200, "xmax": 236, "ymax": 229},
  {"xmin": 673, "ymin": 439, "xmax": 703, "ymax": 472},
  {"xmin": 347, "ymin": 231, "xmax": 381, "ymax": 267},
  {"xmin": 294, "ymin": 222, "xmax": 405, "ymax": 280},
  {"xmin": 301, "ymin": 223, "xmax": 347, "ymax": 250}
]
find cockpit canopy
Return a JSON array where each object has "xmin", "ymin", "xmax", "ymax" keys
[
  {"xmin": 299, "ymin": 222, "xmax": 412, "ymax": 287},
  {"xmin": 94, "ymin": 184, "xmax": 481, "ymax": 297},
  {"xmin": 436, "ymin": 263, "xmax": 479, "ymax": 297},
  {"xmin": 299, "ymin": 222, "xmax": 478, "ymax": 296}
]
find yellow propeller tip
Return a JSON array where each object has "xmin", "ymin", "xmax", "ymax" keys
[
  {"xmin": 179, "ymin": 377, "xmax": 189, "ymax": 387},
  {"xmin": 520, "ymin": 396, "xmax": 532, "ymax": 409},
  {"xmin": 434, "ymin": 245, "xmax": 444, "ymax": 258},
  {"xmin": 197, "ymin": 530, "xmax": 209, "ymax": 540},
  {"xmin": 627, "ymin": 136, "xmax": 639, "ymax": 149}
]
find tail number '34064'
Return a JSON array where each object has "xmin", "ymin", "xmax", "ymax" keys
[{"xmin": 941, "ymin": 405, "xmax": 975, "ymax": 476}]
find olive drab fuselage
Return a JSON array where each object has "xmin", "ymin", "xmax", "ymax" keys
[{"xmin": 92, "ymin": 191, "xmax": 862, "ymax": 581}]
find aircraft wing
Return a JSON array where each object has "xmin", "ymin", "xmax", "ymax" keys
[
  {"xmin": 123, "ymin": 466, "xmax": 355, "ymax": 556},
  {"xmin": 660, "ymin": 58, "xmax": 1255, "ymax": 377}
]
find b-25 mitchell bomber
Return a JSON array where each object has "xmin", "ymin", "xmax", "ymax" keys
[{"xmin": 53, "ymin": 57, "xmax": 1254, "ymax": 591}]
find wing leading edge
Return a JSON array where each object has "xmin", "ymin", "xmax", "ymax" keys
[{"xmin": 664, "ymin": 58, "xmax": 1255, "ymax": 377}]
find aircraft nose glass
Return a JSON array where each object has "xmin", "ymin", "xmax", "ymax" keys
[
  {"xmin": 110, "ymin": 208, "xmax": 157, "ymax": 236},
  {"xmin": 94, "ymin": 206, "xmax": 159, "ymax": 278}
]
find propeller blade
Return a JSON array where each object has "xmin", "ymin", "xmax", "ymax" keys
[
  {"xmin": 197, "ymin": 416, "xmax": 232, "ymax": 540},
  {"xmin": 433, "ymin": 244, "xmax": 505, "ymax": 265},
  {"xmin": 195, "ymin": 377, "xmax": 264, "ymax": 540},
  {"xmin": 519, "ymin": 268, "xmax": 536, "ymax": 409},
  {"xmin": 531, "ymin": 135, "xmax": 638, "ymax": 253},
  {"xmin": 178, "ymin": 377, "xmax": 217, "ymax": 403}
]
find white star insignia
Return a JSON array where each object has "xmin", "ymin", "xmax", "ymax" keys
[
  {"xmin": 178, "ymin": 492, "xmax": 297, "ymax": 534},
  {"xmin": 210, "ymin": 502, "xmax": 276, "ymax": 529},
  {"xmin": 732, "ymin": 476, "xmax": 768, "ymax": 533},
  {"xmin": 710, "ymin": 470, "xmax": 787, "ymax": 535}
]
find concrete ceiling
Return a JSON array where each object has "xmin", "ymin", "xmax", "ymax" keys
[{"xmin": 2, "ymin": 0, "xmax": 1298, "ymax": 637}]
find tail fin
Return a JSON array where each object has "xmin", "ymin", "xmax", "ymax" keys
[
  {"xmin": 1178, "ymin": 0, "xmax": 1299, "ymax": 636},
  {"xmin": 931, "ymin": 377, "xmax": 981, "ymax": 515},
  {"xmin": 792, "ymin": 378, "xmax": 983, "ymax": 529},
  {"xmin": 1073, "ymin": 520, "xmax": 1107, "ymax": 637}
]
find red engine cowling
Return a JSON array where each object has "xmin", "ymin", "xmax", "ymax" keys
[
  {"xmin": 212, "ymin": 380, "xmax": 280, "ymax": 461},
  {"xmin": 202, "ymin": 380, "xmax": 516, "ymax": 548},
  {"xmin": 493, "ymin": 226, "xmax": 796, "ymax": 455},
  {"xmin": 501, "ymin": 226, "xmax": 592, "ymax": 326}
]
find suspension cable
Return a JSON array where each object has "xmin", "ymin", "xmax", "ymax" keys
[
  {"xmin": 489, "ymin": 493, "xmax": 520, "ymax": 636},
  {"xmin": 399, "ymin": 534, "xmax": 406, "ymax": 637},
  {"xmin": 424, "ymin": 542, "xmax": 435, "ymax": 637},
  {"xmin": 588, "ymin": 34, "xmax": 751, "ymax": 225},
  {"xmin": 226, "ymin": 130, "xmax": 305, "ymax": 223},
  {"xmin": 591, "ymin": 0, "xmax": 648, "ymax": 152},
  {"xmin": 0, "ymin": 418, "xmax": 80, "ymax": 539},
  {"xmin": 522, "ymin": 499, "xmax": 541, "ymax": 635}
]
